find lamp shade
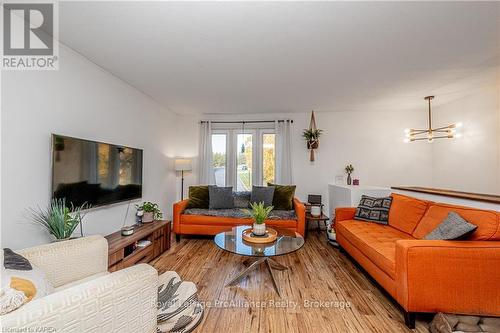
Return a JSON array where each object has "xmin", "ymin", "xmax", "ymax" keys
[{"xmin": 175, "ymin": 158, "xmax": 192, "ymax": 171}]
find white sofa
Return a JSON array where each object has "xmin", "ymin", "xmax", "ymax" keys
[{"xmin": 1, "ymin": 235, "xmax": 158, "ymax": 333}]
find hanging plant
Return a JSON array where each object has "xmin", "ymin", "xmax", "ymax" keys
[
  {"xmin": 304, "ymin": 111, "xmax": 322, "ymax": 161},
  {"xmin": 302, "ymin": 129, "xmax": 322, "ymax": 149}
]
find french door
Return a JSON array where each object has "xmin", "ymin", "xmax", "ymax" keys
[{"xmin": 211, "ymin": 129, "xmax": 275, "ymax": 190}]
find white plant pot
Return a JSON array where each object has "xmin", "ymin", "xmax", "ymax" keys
[
  {"xmin": 143, "ymin": 212, "xmax": 154, "ymax": 223},
  {"xmin": 253, "ymin": 223, "xmax": 266, "ymax": 236},
  {"xmin": 311, "ymin": 206, "xmax": 321, "ymax": 217}
]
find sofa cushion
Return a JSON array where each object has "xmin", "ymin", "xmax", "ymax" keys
[
  {"xmin": 389, "ymin": 193, "xmax": 431, "ymax": 234},
  {"xmin": 208, "ymin": 186, "xmax": 234, "ymax": 209},
  {"xmin": 186, "ymin": 186, "xmax": 209, "ymax": 209},
  {"xmin": 250, "ymin": 185, "xmax": 275, "ymax": 207},
  {"xmin": 354, "ymin": 195, "xmax": 392, "ymax": 224},
  {"xmin": 180, "ymin": 214, "xmax": 298, "ymax": 229},
  {"xmin": 336, "ymin": 220, "xmax": 414, "ymax": 278},
  {"xmin": 268, "ymin": 183, "xmax": 296, "ymax": 210},
  {"xmin": 413, "ymin": 203, "xmax": 500, "ymax": 240},
  {"xmin": 424, "ymin": 211, "xmax": 478, "ymax": 240},
  {"xmin": 233, "ymin": 191, "xmax": 251, "ymax": 208},
  {"xmin": 184, "ymin": 208, "xmax": 296, "ymax": 220}
]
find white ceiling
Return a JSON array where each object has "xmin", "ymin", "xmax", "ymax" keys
[{"xmin": 59, "ymin": 1, "xmax": 500, "ymax": 115}]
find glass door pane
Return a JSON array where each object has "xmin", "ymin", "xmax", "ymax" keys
[
  {"xmin": 212, "ymin": 134, "xmax": 226, "ymax": 186},
  {"xmin": 237, "ymin": 134, "xmax": 252, "ymax": 191},
  {"xmin": 262, "ymin": 133, "xmax": 275, "ymax": 185}
]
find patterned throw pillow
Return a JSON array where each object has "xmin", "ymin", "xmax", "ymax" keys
[
  {"xmin": 424, "ymin": 211, "xmax": 477, "ymax": 240},
  {"xmin": 354, "ymin": 195, "xmax": 393, "ymax": 224},
  {"xmin": 1, "ymin": 249, "xmax": 54, "ymax": 314}
]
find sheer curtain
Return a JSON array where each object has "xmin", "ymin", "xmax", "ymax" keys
[
  {"xmin": 275, "ymin": 120, "xmax": 293, "ymax": 184},
  {"xmin": 198, "ymin": 121, "xmax": 215, "ymax": 184}
]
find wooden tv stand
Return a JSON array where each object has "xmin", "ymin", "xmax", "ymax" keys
[{"xmin": 105, "ymin": 220, "xmax": 171, "ymax": 272}]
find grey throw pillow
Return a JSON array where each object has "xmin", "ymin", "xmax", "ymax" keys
[
  {"xmin": 233, "ymin": 191, "xmax": 251, "ymax": 208},
  {"xmin": 354, "ymin": 195, "xmax": 392, "ymax": 225},
  {"xmin": 424, "ymin": 211, "xmax": 477, "ymax": 240},
  {"xmin": 208, "ymin": 186, "xmax": 234, "ymax": 209},
  {"xmin": 250, "ymin": 186, "xmax": 275, "ymax": 207}
]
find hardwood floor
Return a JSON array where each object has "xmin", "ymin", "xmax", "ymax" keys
[{"xmin": 152, "ymin": 232, "xmax": 430, "ymax": 333}]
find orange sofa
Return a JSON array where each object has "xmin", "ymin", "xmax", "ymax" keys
[
  {"xmin": 173, "ymin": 197, "xmax": 306, "ymax": 240},
  {"xmin": 335, "ymin": 193, "xmax": 500, "ymax": 328}
]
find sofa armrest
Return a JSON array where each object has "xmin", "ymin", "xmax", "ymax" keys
[
  {"xmin": 293, "ymin": 197, "xmax": 306, "ymax": 236},
  {"xmin": 1, "ymin": 264, "xmax": 158, "ymax": 333},
  {"xmin": 395, "ymin": 239, "xmax": 500, "ymax": 314},
  {"xmin": 334, "ymin": 207, "xmax": 356, "ymax": 224},
  {"xmin": 18, "ymin": 235, "xmax": 108, "ymax": 288},
  {"xmin": 173, "ymin": 199, "xmax": 189, "ymax": 234}
]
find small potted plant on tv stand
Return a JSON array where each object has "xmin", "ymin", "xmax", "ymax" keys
[{"xmin": 136, "ymin": 202, "xmax": 162, "ymax": 223}]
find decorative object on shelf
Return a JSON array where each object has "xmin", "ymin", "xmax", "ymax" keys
[
  {"xmin": 353, "ymin": 178, "xmax": 360, "ymax": 186},
  {"xmin": 242, "ymin": 201, "xmax": 273, "ymax": 236},
  {"xmin": 303, "ymin": 111, "xmax": 322, "ymax": 161},
  {"xmin": 310, "ymin": 206, "xmax": 321, "ymax": 217},
  {"xmin": 135, "ymin": 201, "xmax": 162, "ymax": 223},
  {"xmin": 404, "ymin": 96, "xmax": 462, "ymax": 143},
  {"xmin": 28, "ymin": 198, "xmax": 89, "ymax": 241},
  {"xmin": 136, "ymin": 207, "xmax": 144, "ymax": 224},
  {"xmin": 120, "ymin": 201, "xmax": 135, "ymax": 236},
  {"xmin": 121, "ymin": 225, "xmax": 134, "ymax": 236},
  {"xmin": 174, "ymin": 158, "xmax": 192, "ymax": 200},
  {"xmin": 242, "ymin": 227, "xmax": 278, "ymax": 244},
  {"xmin": 345, "ymin": 164, "xmax": 354, "ymax": 185}
]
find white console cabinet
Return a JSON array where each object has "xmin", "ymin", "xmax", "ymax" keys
[{"xmin": 328, "ymin": 184, "xmax": 391, "ymax": 217}]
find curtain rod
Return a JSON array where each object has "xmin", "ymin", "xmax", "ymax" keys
[{"xmin": 200, "ymin": 120, "xmax": 293, "ymax": 124}]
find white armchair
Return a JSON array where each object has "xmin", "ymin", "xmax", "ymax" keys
[{"xmin": 1, "ymin": 235, "xmax": 158, "ymax": 333}]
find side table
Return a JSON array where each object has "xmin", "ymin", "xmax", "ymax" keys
[{"xmin": 305, "ymin": 213, "xmax": 329, "ymax": 238}]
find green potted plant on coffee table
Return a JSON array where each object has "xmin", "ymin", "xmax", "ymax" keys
[{"xmin": 242, "ymin": 202, "xmax": 273, "ymax": 236}]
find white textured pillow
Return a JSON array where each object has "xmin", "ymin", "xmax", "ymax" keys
[{"xmin": 0, "ymin": 249, "xmax": 54, "ymax": 314}]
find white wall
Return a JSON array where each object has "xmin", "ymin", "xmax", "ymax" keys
[
  {"xmin": 432, "ymin": 84, "xmax": 500, "ymax": 195},
  {"xmin": 175, "ymin": 109, "xmax": 435, "ymax": 215},
  {"xmin": 1, "ymin": 43, "xmax": 178, "ymax": 249}
]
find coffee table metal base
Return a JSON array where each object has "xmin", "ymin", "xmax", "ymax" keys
[{"xmin": 226, "ymin": 257, "xmax": 287, "ymax": 297}]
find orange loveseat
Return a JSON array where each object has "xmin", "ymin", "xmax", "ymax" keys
[
  {"xmin": 173, "ymin": 197, "xmax": 306, "ymax": 240},
  {"xmin": 335, "ymin": 193, "xmax": 500, "ymax": 328}
]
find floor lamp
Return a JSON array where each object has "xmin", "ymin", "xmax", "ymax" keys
[{"xmin": 175, "ymin": 158, "xmax": 192, "ymax": 200}]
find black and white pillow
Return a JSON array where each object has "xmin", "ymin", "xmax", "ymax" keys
[{"xmin": 354, "ymin": 195, "xmax": 393, "ymax": 224}]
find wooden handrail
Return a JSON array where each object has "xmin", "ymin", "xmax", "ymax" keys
[{"xmin": 391, "ymin": 186, "xmax": 500, "ymax": 204}]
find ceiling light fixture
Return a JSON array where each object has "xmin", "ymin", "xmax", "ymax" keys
[{"xmin": 404, "ymin": 96, "xmax": 462, "ymax": 143}]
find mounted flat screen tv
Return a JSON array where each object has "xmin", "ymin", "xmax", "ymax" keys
[{"xmin": 51, "ymin": 134, "xmax": 143, "ymax": 208}]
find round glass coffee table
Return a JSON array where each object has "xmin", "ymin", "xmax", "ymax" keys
[{"xmin": 214, "ymin": 225, "xmax": 305, "ymax": 297}]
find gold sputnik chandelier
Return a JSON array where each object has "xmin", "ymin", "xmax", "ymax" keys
[{"xmin": 404, "ymin": 96, "xmax": 462, "ymax": 143}]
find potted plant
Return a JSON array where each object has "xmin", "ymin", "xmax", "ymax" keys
[
  {"xmin": 345, "ymin": 164, "xmax": 354, "ymax": 185},
  {"xmin": 302, "ymin": 128, "xmax": 322, "ymax": 149},
  {"xmin": 136, "ymin": 202, "xmax": 162, "ymax": 223},
  {"xmin": 29, "ymin": 199, "xmax": 89, "ymax": 241},
  {"xmin": 242, "ymin": 202, "xmax": 273, "ymax": 236}
]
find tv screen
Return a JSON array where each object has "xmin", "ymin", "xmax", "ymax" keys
[{"xmin": 51, "ymin": 134, "xmax": 143, "ymax": 208}]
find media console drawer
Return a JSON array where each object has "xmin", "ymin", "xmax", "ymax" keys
[{"xmin": 105, "ymin": 220, "xmax": 171, "ymax": 272}]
